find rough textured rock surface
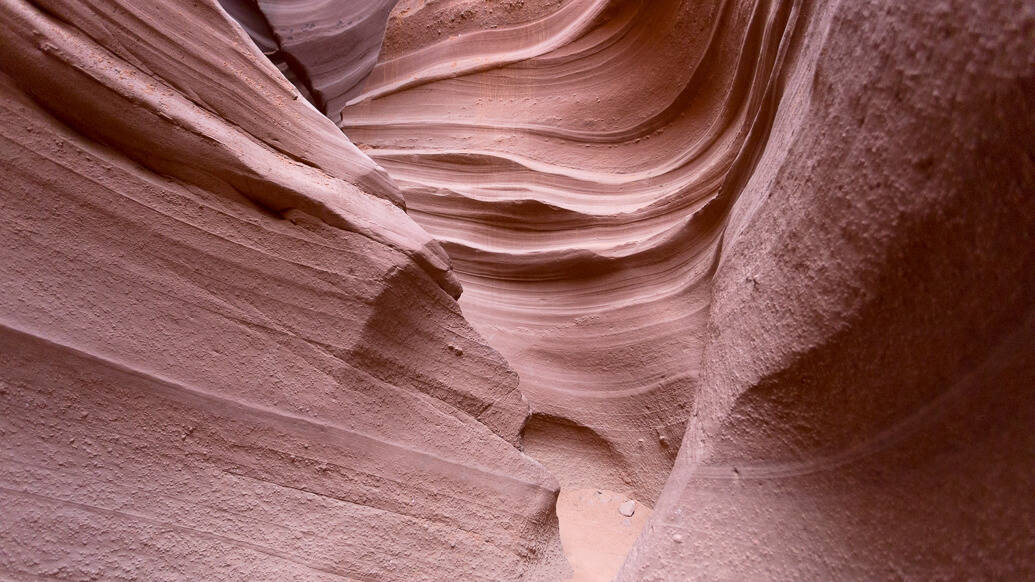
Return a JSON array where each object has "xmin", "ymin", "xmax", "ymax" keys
[
  {"xmin": 0, "ymin": 0, "xmax": 568, "ymax": 580},
  {"xmin": 619, "ymin": 0, "xmax": 1035, "ymax": 579}
]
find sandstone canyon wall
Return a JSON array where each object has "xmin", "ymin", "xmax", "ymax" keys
[
  {"xmin": 618, "ymin": 1, "xmax": 1035, "ymax": 579},
  {"xmin": 1, "ymin": 0, "xmax": 1033, "ymax": 580},
  {"xmin": 0, "ymin": 0, "xmax": 567, "ymax": 579}
]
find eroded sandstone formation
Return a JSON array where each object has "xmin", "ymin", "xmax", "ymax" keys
[
  {"xmin": 1, "ymin": 0, "xmax": 1032, "ymax": 580},
  {"xmin": 621, "ymin": 1, "xmax": 1035, "ymax": 579},
  {"xmin": 0, "ymin": 0, "xmax": 566, "ymax": 579},
  {"xmin": 340, "ymin": 0, "xmax": 801, "ymax": 503},
  {"xmin": 218, "ymin": 0, "xmax": 398, "ymax": 119}
]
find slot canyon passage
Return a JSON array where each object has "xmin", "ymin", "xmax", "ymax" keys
[{"xmin": 0, "ymin": 0, "xmax": 1032, "ymax": 579}]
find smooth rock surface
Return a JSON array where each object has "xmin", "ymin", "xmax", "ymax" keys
[
  {"xmin": 339, "ymin": 0, "xmax": 1033, "ymax": 578},
  {"xmin": 219, "ymin": 0, "xmax": 400, "ymax": 119},
  {"xmin": 555, "ymin": 489, "xmax": 652, "ymax": 582},
  {"xmin": 342, "ymin": 0, "xmax": 806, "ymax": 503}
]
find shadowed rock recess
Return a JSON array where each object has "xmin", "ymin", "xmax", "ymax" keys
[{"xmin": 0, "ymin": 0, "xmax": 1031, "ymax": 580}]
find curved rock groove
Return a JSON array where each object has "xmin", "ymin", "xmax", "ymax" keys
[{"xmin": 339, "ymin": 0, "xmax": 807, "ymax": 502}]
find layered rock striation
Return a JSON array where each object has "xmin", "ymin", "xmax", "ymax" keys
[
  {"xmin": 342, "ymin": 0, "xmax": 1033, "ymax": 576},
  {"xmin": 339, "ymin": 0, "xmax": 810, "ymax": 501},
  {"xmin": 621, "ymin": 1, "xmax": 1035, "ymax": 578},
  {"xmin": 218, "ymin": 0, "xmax": 399, "ymax": 119},
  {"xmin": 0, "ymin": 0, "xmax": 566, "ymax": 579}
]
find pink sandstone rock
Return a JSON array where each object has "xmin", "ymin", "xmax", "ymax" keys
[
  {"xmin": 1, "ymin": 0, "xmax": 1033, "ymax": 580},
  {"xmin": 340, "ymin": 0, "xmax": 810, "ymax": 503},
  {"xmin": 218, "ymin": 0, "xmax": 400, "ymax": 119},
  {"xmin": 619, "ymin": 1, "xmax": 1035, "ymax": 579},
  {"xmin": 0, "ymin": 0, "xmax": 567, "ymax": 579}
]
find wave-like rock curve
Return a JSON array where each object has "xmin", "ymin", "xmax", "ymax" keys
[
  {"xmin": 219, "ymin": 0, "xmax": 399, "ymax": 119},
  {"xmin": 338, "ymin": 0, "xmax": 1033, "ymax": 576},
  {"xmin": 339, "ymin": 0, "xmax": 806, "ymax": 501}
]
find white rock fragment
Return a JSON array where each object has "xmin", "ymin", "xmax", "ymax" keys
[{"xmin": 619, "ymin": 500, "xmax": 636, "ymax": 517}]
